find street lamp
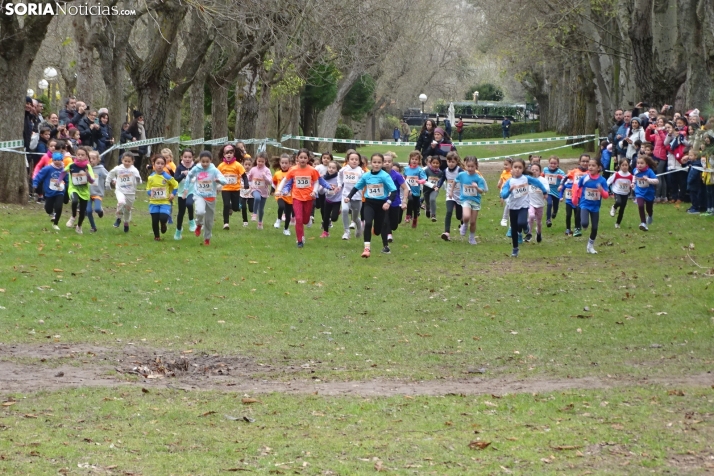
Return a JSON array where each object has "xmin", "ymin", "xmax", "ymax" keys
[
  {"xmin": 27, "ymin": 88, "xmax": 34, "ymax": 98},
  {"xmin": 43, "ymin": 67, "xmax": 58, "ymax": 112},
  {"xmin": 419, "ymin": 93, "xmax": 427, "ymax": 113},
  {"xmin": 38, "ymin": 79, "xmax": 48, "ymax": 91}
]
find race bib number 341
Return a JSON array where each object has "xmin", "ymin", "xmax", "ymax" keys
[{"xmin": 366, "ymin": 183, "xmax": 384, "ymax": 198}]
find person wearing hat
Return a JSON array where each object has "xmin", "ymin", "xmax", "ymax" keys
[
  {"xmin": 426, "ymin": 127, "xmax": 456, "ymax": 171},
  {"xmin": 127, "ymin": 110, "xmax": 147, "ymax": 170}
]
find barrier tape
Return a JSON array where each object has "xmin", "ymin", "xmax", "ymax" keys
[
  {"xmin": 280, "ymin": 133, "xmax": 596, "ymax": 147},
  {"xmin": 476, "ymin": 138, "xmax": 598, "ymax": 162},
  {"xmin": 0, "ymin": 140, "xmax": 23, "ymax": 149}
]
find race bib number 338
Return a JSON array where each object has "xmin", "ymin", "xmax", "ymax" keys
[{"xmin": 296, "ymin": 177, "xmax": 310, "ymax": 188}]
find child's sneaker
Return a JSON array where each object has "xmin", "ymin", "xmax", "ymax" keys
[
  {"xmin": 524, "ymin": 233, "xmax": 532, "ymax": 242},
  {"xmin": 573, "ymin": 228, "xmax": 582, "ymax": 237},
  {"xmin": 257, "ymin": 222, "xmax": 263, "ymax": 230},
  {"xmin": 459, "ymin": 223, "xmax": 467, "ymax": 236},
  {"xmin": 610, "ymin": 205, "xmax": 615, "ymax": 217},
  {"xmin": 320, "ymin": 231, "xmax": 329, "ymax": 238},
  {"xmin": 468, "ymin": 236, "xmax": 477, "ymax": 245},
  {"xmin": 511, "ymin": 247, "xmax": 519, "ymax": 257},
  {"xmin": 431, "ymin": 214, "xmax": 437, "ymax": 222},
  {"xmin": 307, "ymin": 217, "xmax": 313, "ymax": 228},
  {"xmin": 124, "ymin": 224, "xmax": 129, "ymax": 233},
  {"xmin": 195, "ymin": 224, "xmax": 202, "ymax": 237},
  {"xmin": 587, "ymin": 242, "xmax": 598, "ymax": 254},
  {"xmin": 75, "ymin": 226, "xmax": 83, "ymax": 235},
  {"xmin": 283, "ymin": 228, "xmax": 290, "ymax": 236},
  {"xmin": 154, "ymin": 236, "xmax": 161, "ymax": 241},
  {"xmin": 615, "ymin": 223, "xmax": 620, "ymax": 229},
  {"xmin": 160, "ymin": 221, "xmax": 167, "ymax": 234},
  {"xmin": 646, "ymin": 215, "xmax": 653, "ymax": 225},
  {"xmin": 404, "ymin": 216, "xmax": 411, "ymax": 224},
  {"xmin": 350, "ymin": 220, "xmax": 357, "ymax": 228},
  {"xmin": 89, "ymin": 228, "xmax": 97, "ymax": 233},
  {"xmin": 66, "ymin": 216, "xmax": 76, "ymax": 228},
  {"xmin": 565, "ymin": 229, "xmax": 572, "ymax": 236},
  {"xmin": 411, "ymin": 217, "xmax": 418, "ymax": 228},
  {"xmin": 381, "ymin": 246, "xmax": 391, "ymax": 254},
  {"xmin": 518, "ymin": 233, "xmax": 523, "ymax": 244},
  {"xmin": 546, "ymin": 219, "xmax": 552, "ymax": 227},
  {"xmin": 639, "ymin": 222, "xmax": 648, "ymax": 231},
  {"xmin": 52, "ymin": 224, "xmax": 60, "ymax": 231},
  {"xmin": 174, "ymin": 229, "xmax": 182, "ymax": 240},
  {"xmin": 243, "ymin": 221, "xmax": 249, "ymax": 227},
  {"xmin": 342, "ymin": 231, "xmax": 350, "ymax": 240},
  {"xmin": 290, "ymin": 217, "xmax": 296, "ymax": 226},
  {"xmin": 251, "ymin": 213, "xmax": 257, "ymax": 222},
  {"xmin": 297, "ymin": 241, "xmax": 304, "ymax": 248},
  {"xmin": 361, "ymin": 247, "xmax": 371, "ymax": 258},
  {"xmin": 500, "ymin": 219, "xmax": 508, "ymax": 227},
  {"xmin": 97, "ymin": 209, "xmax": 104, "ymax": 218},
  {"xmin": 204, "ymin": 239, "xmax": 210, "ymax": 246},
  {"xmin": 167, "ymin": 215, "xmax": 173, "ymax": 224},
  {"xmin": 536, "ymin": 233, "xmax": 542, "ymax": 243},
  {"xmin": 273, "ymin": 219, "xmax": 281, "ymax": 228},
  {"xmin": 189, "ymin": 219, "xmax": 197, "ymax": 232},
  {"xmin": 506, "ymin": 227, "xmax": 512, "ymax": 238},
  {"xmin": 223, "ymin": 223, "xmax": 230, "ymax": 230},
  {"xmin": 113, "ymin": 218, "xmax": 121, "ymax": 228},
  {"xmin": 441, "ymin": 232, "xmax": 451, "ymax": 241}
]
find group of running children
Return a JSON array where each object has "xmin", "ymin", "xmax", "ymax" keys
[{"xmin": 31, "ymin": 142, "xmax": 662, "ymax": 258}]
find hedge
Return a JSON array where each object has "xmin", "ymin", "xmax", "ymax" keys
[{"xmin": 459, "ymin": 121, "xmax": 540, "ymax": 140}]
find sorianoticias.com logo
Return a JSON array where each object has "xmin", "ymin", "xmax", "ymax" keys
[{"xmin": 2, "ymin": 2, "xmax": 136, "ymax": 16}]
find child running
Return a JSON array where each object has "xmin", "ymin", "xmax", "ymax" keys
[
  {"xmin": 240, "ymin": 157, "xmax": 254, "ymax": 226},
  {"xmin": 633, "ymin": 155, "xmax": 659, "ymax": 231},
  {"xmin": 319, "ymin": 160, "xmax": 342, "ymax": 238},
  {"xmin": 146, "ymin": 154, "xmax": 178, "ymax": 241},
  {"xmin": 161, "ymin": 148, "xmax": 177, "ymax": 224},
  {"xmin": 423, "ymin": 156, "xmax": 442, "ymax": 222},
  {"xmin": 404, "ymin": 151, "xmax": 427, "ymax": 227},
  {"xmin": 382, "ymin": 152, "xmax": 408, "ymax": 243},
  {"xmin": 85, "ymin": 150, "xmax": 108, "ymax": 233},
  {"xmin": 559, "ymin": 154, "xmax": 590, "ymax": 236},
  {"xmin": 572, "ymin": 157, "xmax": 609, "ymax": 253},
  {"xmin": 32, "ymin": 152, "xmax": 68, "ymax": 231},
  {"xmin": 526, "ymin": 162, "xmax": 549, "ymax": 243},
  {"xmin": 338, "ymin": 149, "xmax": 364, "ymax": 240},
  {"xmin": 543, "ymin": 156, "xmax": 565, "ymax": 227},
  {"xmin": 61, "ymin": 146, "xmax": 95, "ymax": 234},
  {"xmin": 184, "ymin": 151, "xmax": 227, "ymax": 245},
  {"xmin": 272, "ymin": 154, "xmax": 293, "ymax": 235},
  {"xmin": 216, "ymin": 144, "xmax": 249, "ymax": 230},
  {"xmin": 174, "ymin": 148, "xmax": 196, "ymax": 239},
  {"xmin": 498, "ymin": 158, "xmax": 513, "ymax": 227},
  {"xmin": 451, "ymin": 156, "xmax": 487, "ymax": 245},
  {"xmin": 607, "ymin": 159, "xmax": 634, "ymax": 228},
  {"xmin": 247, "ymin": 152, "xmax": 273, "ymax": 230},
  {"xmin": 344, "ymin": 153, "xmax": 397, "ymax": 257},
  {"xmin": 500, "ymin": 158, "xmax": 548, "ymax": 257},
  {"xmin": 106, "ymin": 152, "xmax": 142, "ymax": 233},
  {"xmin": 438, "ymin": 151, "xmax": 465, "ymax": 240}
]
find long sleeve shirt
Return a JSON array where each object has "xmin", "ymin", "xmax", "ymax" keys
[
  {"xmin": 185, "ymin": 163, "xmax": 226, "ymax": 200},
  {"xmin": 106, "ymin": 165, "xmax": 142, "ymax": 195}
]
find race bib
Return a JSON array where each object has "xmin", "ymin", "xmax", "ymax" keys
[
  {"xmin": 252, "ymin": 179, "xmax": 264, "ymax": 189},
  {"xmin": 224, "ymin": 174, "xmax": 238, "ymax": 185},
  {"xmin": 529, "ymin": 184, "xmax": 542, "ymax": 195},
  {"xmin": 49, "ymin": 178, "xmax": 63, "ymax": 191},
  {"xmin": 545, "ymin": 174, "xmax": 558, "ymax": 185},
  {"xmin": 296, "ymin": 177, "xmax": 310, "ymax": 189},
  {"xmin": 636, "ymin": 178, "xmax": 649, "ymax": 188},
  {"xmin": 343, "ymin": 172, "xmax": 358, "ymax": 184},
  {"xmin": 512, "ymin": 185, "xmax": 528, "ymax": 198},
  {"xmin": 196, "ymin": 181, "xmax": 212, "ymax": 192},
  {"xmin": 615, "ymin": 181, "xmax": 631, "ymax": 194},
  {"xmin": 428, "ymin": 176, "xmax": 439, "ymax": 186},
  {"xmin": 564, "ymin": 188, "xmax": 573, "ymax": 200},
  {"xmin": 584, "ymin": 188, "xmax": 600, "ymax": 201},
  {"xmin": 406, "ymin": 175, "xmax": 418, "ymax": 187},
  {"xmin": 366, "ymin": 183, "xmax": 384, "ymax": 198},
  {"xmin": 71, "ymin": 173, "xmax": 87, "ymax": 186},
  {"xmin": 150, "ymin": 187, "xmax": 167, "ymax": 200},
  {"xmin": 240, "ymin": 188, "xmax": 252, "ymax": 198},
  {"xmin": 463, "ymin": 184, "xmax": 478, "ymax": 196},
  {"xmin": 118, "ymin": 173, "xmax": 133, "ymax": 185}
]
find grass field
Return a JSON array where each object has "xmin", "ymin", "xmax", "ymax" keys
[
  {"xmin": 352, "ymin": 132, "xmax": 590, "ymax": 162},
  {"xmin": 1, "ymin": 164, "xmax": 713, "ymax": 475}
]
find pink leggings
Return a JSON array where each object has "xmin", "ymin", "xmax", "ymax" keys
[
  {"xmin": 292, "ymin": 199, "xmax": 313, "ymax": 242},
  {"xmin": 528, "ymin": 206, "xmax": 543, "ymax": 234}
]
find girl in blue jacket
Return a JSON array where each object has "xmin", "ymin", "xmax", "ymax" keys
[
  {"xmin": 633, "ymin": 155, "xmax": 659, "ymax": 231},
  {"xmin": 32, "ymin": 152, "xmax": 68, "ymax": 231}
]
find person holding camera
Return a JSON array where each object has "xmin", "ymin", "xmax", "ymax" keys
[{"xmin": 645, "ymin": 115, "xmax": 669, "ymax": 202}]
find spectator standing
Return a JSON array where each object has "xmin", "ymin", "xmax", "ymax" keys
[
  {"xmin": 77, "ymin": 110, "xmax": 100, "ymax": 148},
  {"xmin": 393, "ymin": 127, "xmax": 400, "ymax": 142},
  {"xmin": 502, "ymin": 117, "xmax": 511, "ymax": 139},
  {"xmin": 415, "ymin": 119, "xmax": 436, "ymax": 165},
  {"xmin": 58, "ymin": 96, "xmax": 77, "ymax": 124},
  {"xmin": 70, "ymin": 101, "xmax": 87, "ymax": 127},
  {"xmin": 95, "ymin": 112, "xmax": 114, "ymax": 155},
  {"xmin": 399, "ymin": 119, "xmax": 410, "ymax": 143},
  {"xmin": 127, "ymin": 111, "xmax": 148, "ymax": 171},
  {"xmin": 456, "ymin": 117, "xmax": 464, "ymax": 142}
]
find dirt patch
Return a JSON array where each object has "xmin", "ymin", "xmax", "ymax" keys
[{"xmin": 1, "ymin": 343, "xmax": 712, "ymax": 396}]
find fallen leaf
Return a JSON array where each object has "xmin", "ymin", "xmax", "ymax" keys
[
  {"xmin": 53, "ymin": 268, "xmax": 63, "ymax": 272},
  {"xmin": 611, "ymin": 424, "xmax": 624, "ymax": 430},
  {"xmin": 2, "ymin": 401, "xmax": 16, "ymax": 407},
  {"xmin": 54, "ymin": 371, "xmax": 64, "ymax": 377},
  {"xmin": 23, "ymin": 414, "xmax": 38, "ymax": 419},
  {"xmin": 667, "ymin": 390, "xmax": 685, "ymax": 396},
  {"xmin": 242, "ymin": 398, "xmax": 262, "ymax": 404},
  {"xmin": 469, "ymin": 441, "xmax": 491, "ymax": 450},
  {"xmin": 374, "ymin": 460, "xmax": 385, "ymax": 471},
  {"xmin": 141, "ymin": 388, "xmax": 149, "ymax": 394},
  {"xmin": 248, "ymin": 261, "xmax": 258, "ymax": 264},
  {"xmin": 656, "ymin": 312, "xmax": 667, "ymax": 316},
  {"xmin": 200, "ymin": 411, "xmax": 216, "ymax": 417}
]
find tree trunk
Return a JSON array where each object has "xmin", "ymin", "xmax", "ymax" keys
[
  {"xmin": 73, "ymin": 17, "xmax": 94, "ymax": 108},
  {"xmin": 255, "ymin": 82, "xmax": 272, "ymax": 139},
  {"xmin": 208, "ymin": 77, "xmax": 228, "ymax": 156},
  {"xmin": 190, "ymin": 79, "xmax": 205, "ymax": 140},
  {"xmin": 235, "ymin": 67, "xmax": 259, "ymax": 155},
  {"xmin": 317, "ymin": 69, "xmax": 362, "ymax": 151}
]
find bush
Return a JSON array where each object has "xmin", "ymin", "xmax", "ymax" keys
[
  {"xmin": 460, "ymin": 121, "xmax": 540, "ymax": 140},
  {"xmin": 334, "ymin": 123, "xmax": 354, "ymax": 153},
  {"xmin": 379, "ymin": 115, "xmax": 400, "ymax": 141}
]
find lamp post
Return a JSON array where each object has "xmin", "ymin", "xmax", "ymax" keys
[
  {"xmin": 27, "ymin": 89, "xmax": 34, "ymax": 98},
  {"xmin": 43, "ymin": 67, "xmax": 58, "ymax": 112},
  {"xmin": 419, "ymin": 93, "xmax": 427, "ymax": 114}
]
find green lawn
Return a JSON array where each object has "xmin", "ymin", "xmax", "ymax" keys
[
  {"xmin": 353, "ymin": 131, "xmax": 591, "ymax": 162},
  {"xmin": 1, "ymin": 166, "xmax": 713, "ymax": 474}
]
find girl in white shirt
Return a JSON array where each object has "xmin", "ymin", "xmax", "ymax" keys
[{"xmin": 526, "ymin": 162, "xmax": 549, "ymax": 243}]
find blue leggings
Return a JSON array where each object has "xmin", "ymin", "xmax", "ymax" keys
[
  {"xmin": 85, "ymin": 198, "xmax": 103, "ymax": 229},
  {"xmin": 252, "ymin": 191, "xmax": 267, "ymax": 222}
]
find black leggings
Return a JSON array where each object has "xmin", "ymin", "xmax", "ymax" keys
[
  {"xmin": 406, "ymin": 194, "xmax": 420, "ymax": 218},
  {"xmin": 151, "ymin": 212, "xmax": 169, "ymax": 238},
  {"xmin": 565, "ymin": 203, "xmax": 580, "ymax": 231},
  {"xmin": 363, "ymin": 199, "xmax": 388, "ymax": 247},
  {"xmin": 241, "ymin": 196, "xmax": 254, "ymax": 222},
  {"xmin": 386, "ymin": 206, "xmax": 401, "ymax": 232},
  {"xmin": 70, "ymin": 192, "xmax": 87, "ymax": 227},
  {"xmin": 176, "ymin": 195, "xmax": 194, "ymax": 231},
  {"xmin": 321, "ymin": 200, "xmax": 341, "ymax": 232},
  {"xmin": 444, "ymin": 201, "xmax": 463, "ymax": 232},
  {"xmin": 509, "ymin": 208, "xmax": 528, "ymax": 249},
  {"xmin": 278, "ymin": 199, "xmax": 294, "ymax": 230},
  {"xmin": 222, "ymin": 191, "xmax": 241, "ymax": 223},
  {"xmin": 613, "ymin": 193, "xmax": 628, "ymax": 225},
  {"xmin": 580, "ymin": 209, "xmax": 599, "ymax": 240},
  {"xmin": 44, "ymin": 195, "xmax": 63, "ymax": 225},
  {"xmin": 546, "ymin": 194, "xmax": 559, "ymax": 220}
]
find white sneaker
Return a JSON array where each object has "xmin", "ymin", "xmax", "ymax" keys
[
  {"xmin": 243, "ymin": 222, "xmax": 249, "ymax": 227},
  {"xmin": 610, "ymin": 205, "xmax": 615, "ymax": 217},
  {"xmin": 639, "ymin": 222, "xmax": 648, "ymax": 231},
  {"xmin": 587, "ymin": 243, "xmax": 597, "ymax": 254},
  {"xmin": 349, "ymin": 221, "xmax": 356, "ymax": 229},
  {"xmin": 223, "ymin": 223, "xmax": 230, "ymax": 230},
  {"xmin": 283, "ymin": 228, "xmax": 290, "ymax": 236},
  {"xmin": 307, "ymin": 216, "xmax": 313, "ymax": 228},
  {"xmin": 274, "ymin": 219, "xmax": 281, "ymax": 228},
  {"xmin": 52, "ymin": 224, "xmax": 60, "ymax": 231},
  {"xmin": 500, "ymin": 219, "xmax": 508, "ymax": 227},
  {"xmin": 341, "ymin": 231, "xmax": 350, "ymax": 240},
  {"xmin": 66, "ymin": 216, "xmax": 76, "ymax": 228},
  {"xmin": 251, "ymin": 213, "xmax": 257, "ymax": 222},
  {"xmin": 614, "ymin": 223, "xmax": 620, "ymax": 229},
  {"xmin": 75, "ymin": 226, "xmax": 83, "ymax": 235},
  {"xmin": 459, "ymin": 223, "xmax": 467, "ymax": 236}
]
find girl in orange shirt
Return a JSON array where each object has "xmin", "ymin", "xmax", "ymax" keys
[
  {"xmin": 272, "ymin": 154, "xmax": 293, "ymax": 235},
  {"xmin": 216, "ymin": 144, "xmax": 249, "ymax": 230},
  {"xmin": 276, "ymin": 149, "xmax": 321, "ymax": 248}
]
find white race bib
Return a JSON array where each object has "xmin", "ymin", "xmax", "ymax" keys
[
  {"xmin": 406, "ymin": 175, "xmax": 418, "ymax": 187},
  {"xmin": 343, "ymin": 172, "xmax": 358, "ymax": 184},
  {"xmin": 150, "ymin": 187, "xmax": 167, "ymax": 200},
  {"xmin": 636, "ymin": 178, "xmax": 649, "ymax": 188},
  {"xmin": 240, "ymin": 188, "xmax": 252, "ymax": 198},
  {"xmin": 366, "ymin": 183, "xmax": 384, "ymax": 198},
  {"xmin": 463, "ymin": 184, "xmax": 478, "ymax": 196},
  {"xmin": 196, "ymin": 181, "xmax": 212, "ymax": 193},
  {"xmin": 564, "ymin": 188, "xmax": 573, "ymax": 200},
  {"xmin": 224, "ymin": 174, "xmax": 238, "ymax": 185},
  {"xmin": 512, "ymin": 185, "xmax": 528, "ymax": 198},
  {"xmin": 584, "ymin": 188, "xmax": 600, "ymax": 201},
  {"xmin": 118, "ymin": 173, "xmax": 133, "ymax": 185},
  {"xmin": 428, "ymin": 176, "xmax": 439, "ymax": 186},
  {"xmin": 296, "ymin": 177, "xmax": 310, "ymax": 188},
  {"xmin": 252, "ymin": 179, "xmax": 264, "ymax": 189},
  {"xmin": 49, "ymin": 178, "xmax": 63, "ymax": 191},
  {"xmin": 615, "ymin": 181, "xmax": 631, "ymax": 194},
  {"xmin": 529, "ymin": 184, "xmax": 542, "ymax": 195},
  {"xmin": 71, "ymin": 173, "xmax": 87, "ymax": 186},
  {"xmin": 546, "ymin": 174, "xmax": 558, "ymax": 185}
]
